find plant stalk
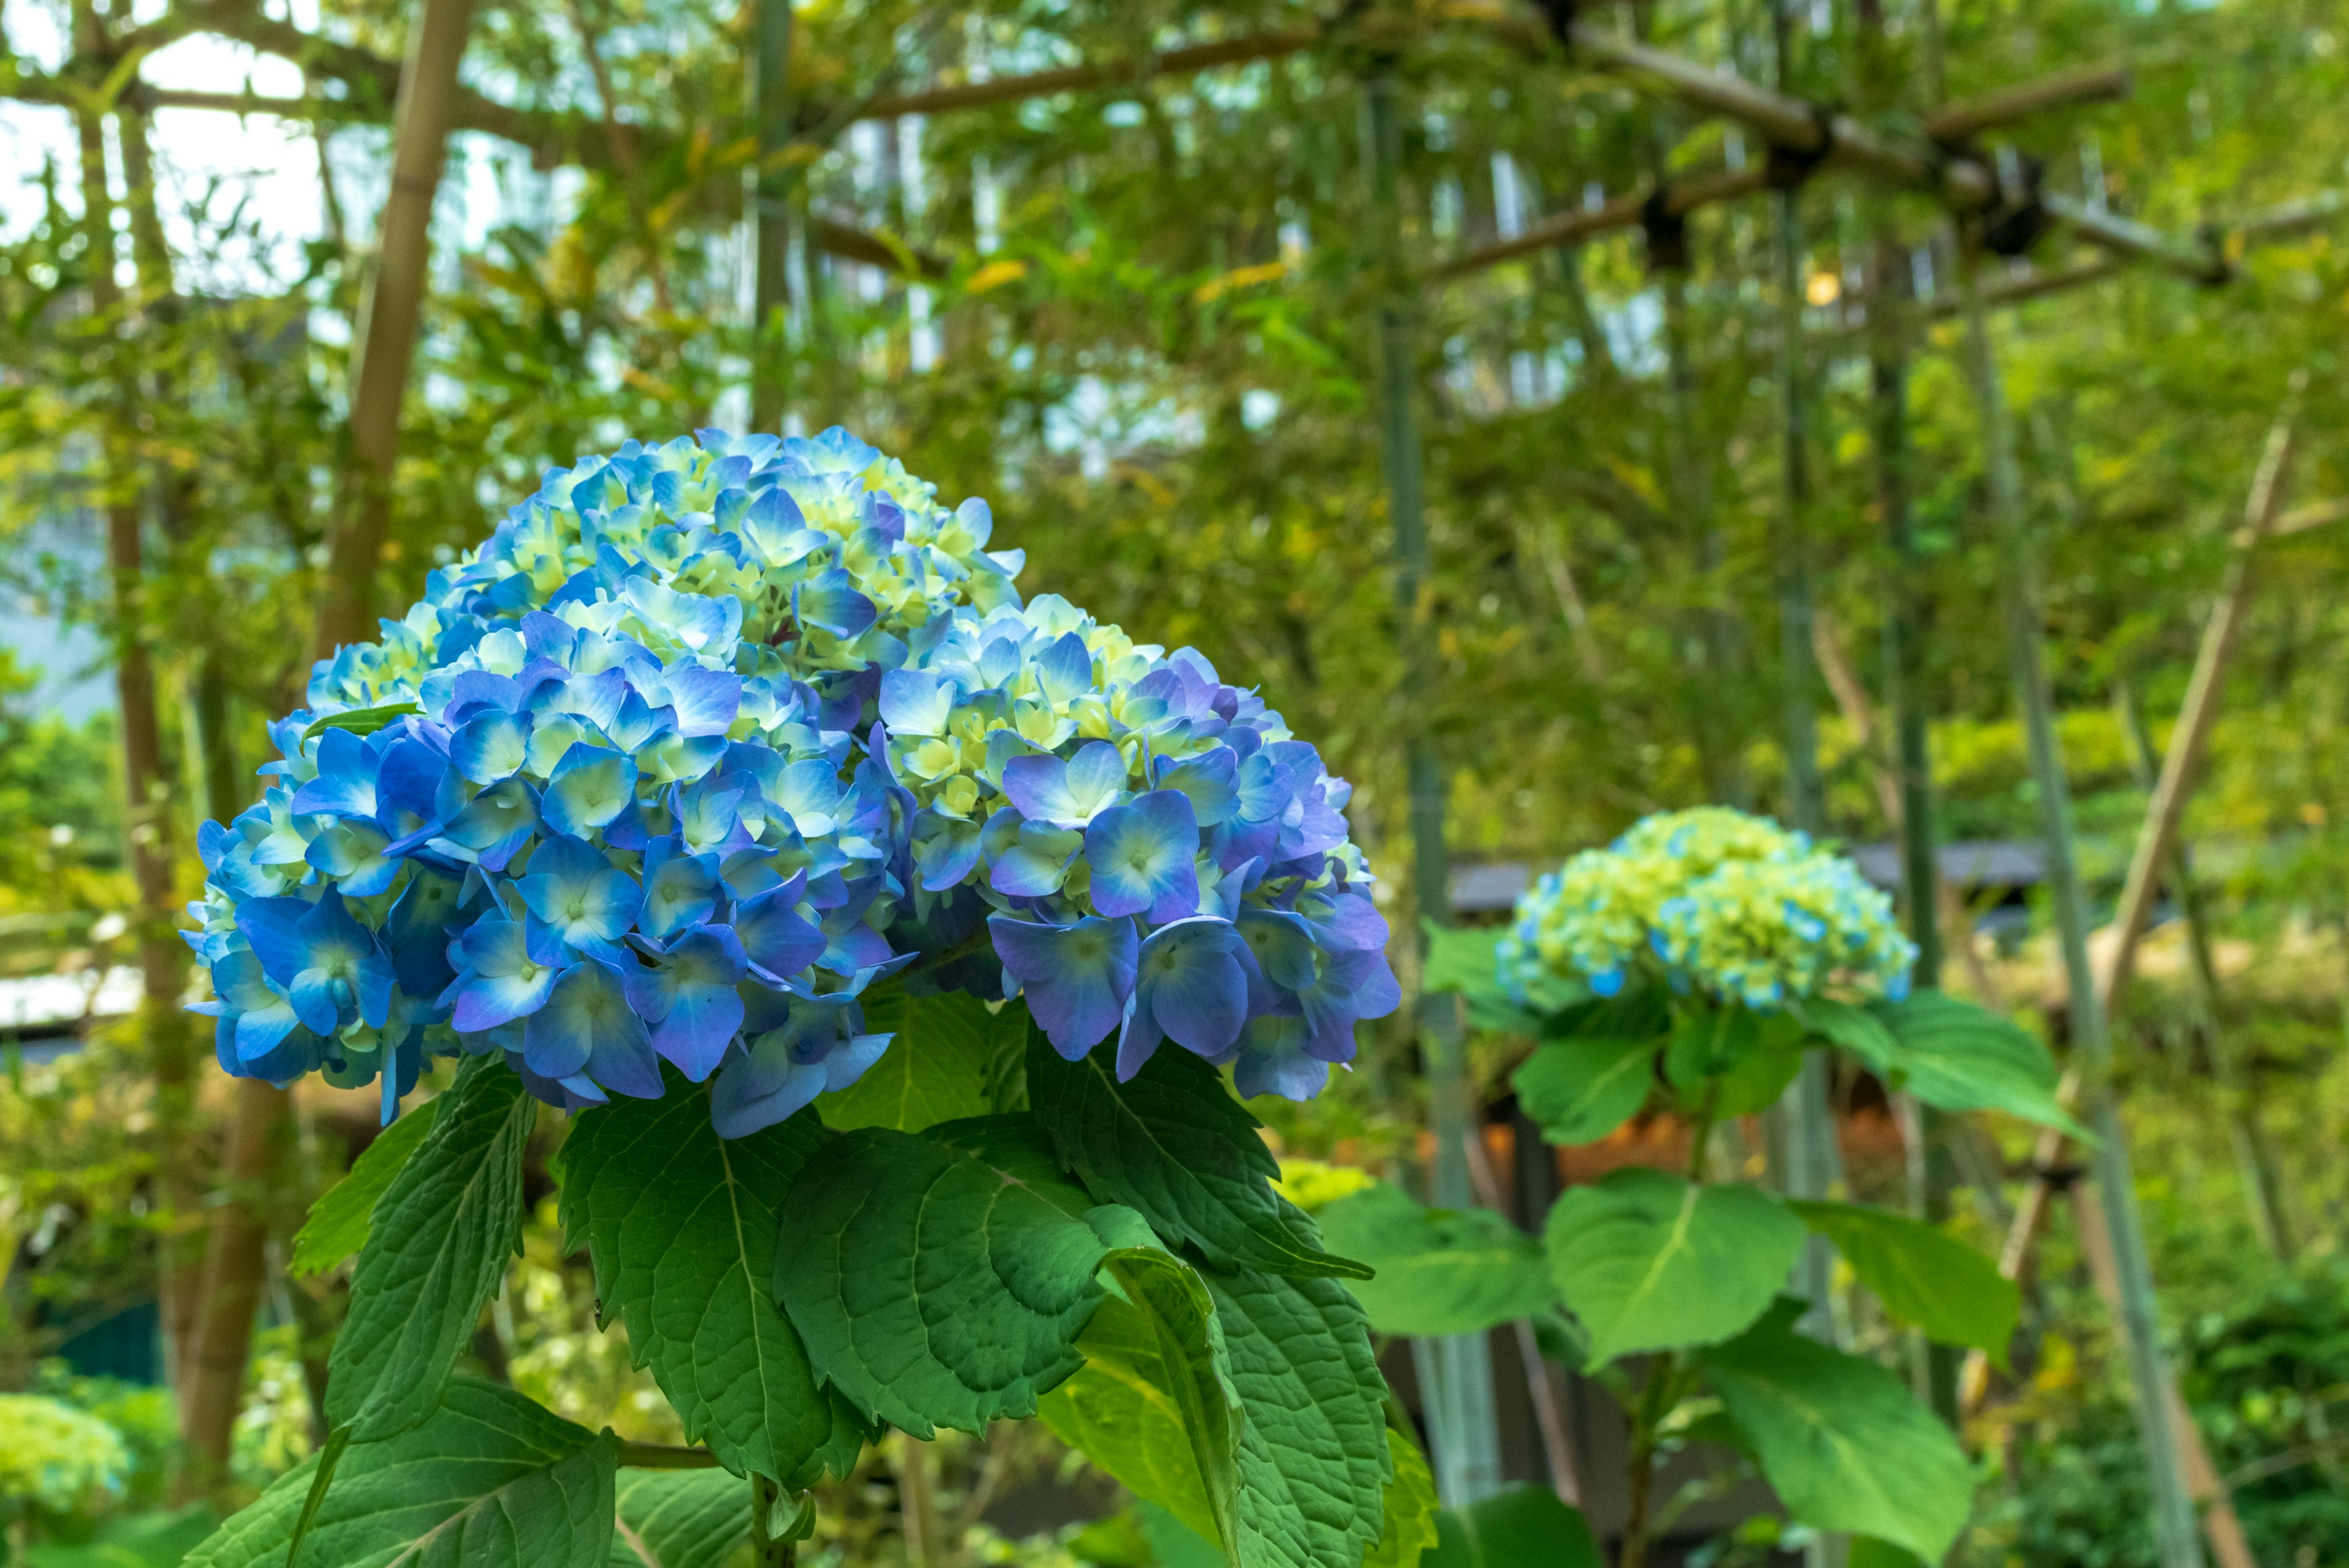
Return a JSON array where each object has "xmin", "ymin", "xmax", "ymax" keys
[{"xmin": 750, "ymin": 1474, "xmax": 798, "ymax": 1567}]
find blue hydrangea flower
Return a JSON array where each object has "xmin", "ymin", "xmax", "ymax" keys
[{"xmin": 186, "ymin": 428, "xmax": 1397, "ymax": 1135}]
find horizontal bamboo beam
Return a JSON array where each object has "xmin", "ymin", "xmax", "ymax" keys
[
  {"xmin": 1920, "ymin": 61, "xmax": 2131, "ymax": 143},
  {"xmin": 2043, "ymin": 193, "xmax": 2227, "ymax": 284},
  {"xmin": 852, "ymin": 26, "xmax": 1326, "ymax": 121}
]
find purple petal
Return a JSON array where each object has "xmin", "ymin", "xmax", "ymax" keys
[{"xmin": 989, "ymin": 913, "xmax": 1138, "ymax": 1060}]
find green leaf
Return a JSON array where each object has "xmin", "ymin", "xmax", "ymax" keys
[
  {"xmin": 1846, "ymin": 1539, "xmax": 1925, "ymax": 1568},
  {"xmin": 1700, "ymin": 1306, "xmax": 1975, "ymax": 1562},
  {"xmin": 1027, "ymin": 1036, "xmax": 1370, "ymax": 1280},
  {"xmin": 1036, "ymin": 1250, "xmax": 1243, "ymax": 1562},
  {"xmin": 774, "ymin": 1126, "xmax": 1111, "ymax": 1438},
  {"xmin": 1867, "ymin": 990, "xmax": 2087, "ymax": 1136},
  {"xmin": 817, "ymin": 988, "xmax": 1021, "ymax": 1132},
  {"xmin": 1204, "ymin": 1268, "xmax": 1392, "ymax": 1568},
  {"xmin": 924, "ymin": 1111, "xmax": 1097, "ymax": 1217},
  {"xmin": 1424, "ymin": 1488, "xmax": 1600, "ymax": 1568},
  {"xmin": 1362, "ymin": 1430, "xmax": 1441, "ymax": 1568},
  {"xmin": 1510, "ymin": 1037, "xmax": 1653, "ymax": 1146},
  {"xmin": 1793, "ymin": 995, "xmax": 1899, "ymax": 1063},
  {"xmin": 1313, "ymin": 1184, "xmax": 1556, "ymax": 1337},
  {"xmin": 1135, "ymin": 1503, "xmax": 1229, "ymax": 1568},
  {"xmin": 184, "ymin": 1379, "xmax": 615, "ymax": 1568},
  {"xmin": 1664, "ymin": 1006, "xmax": 1799, "ymax": 1119},
  {"xmin": 21, "ymin": 1506, "xmax": 215, "ymax": 1568},
  {"xmin": 1789, "ymin": 1201, "xmax": 2021, "ymax": 1364},
  {"xmin": 606, "ymin": 1470, "xmax": 749, "ymax": 1568},
  {"xmin": 556, "ymin": 1077, "xmax": 864, "ymax": 1488},
  {"xmin": 300, "ymin": 702, "xmax": 421, "ymax": 741},
  {"xmin": 327, "ymin": 1055, "xmax": 536, "ymax": 1441},
  {"xmin": 288, "ymin": 1098, "xmax": 440, "ymax": 1278},
  {"xmin": 1420, "ymin": 921, "xmax": 1567, "ymax": 1032},
  {"xmin": 1543, "ymin": 1170, "xmax": 1805, "ymax": 1365}
]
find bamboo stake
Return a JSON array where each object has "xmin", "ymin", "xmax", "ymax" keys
[
  {"xmin": 313, "ymin": 0, "xmax": 478, "ymax": 653},
  {"xmin": 1361, "ymin": 63, "xmax": 1503, "ymax": 1507},
  {"xmin": 749, "ymin": 0, "xmax": 794, "ymax": 430},
  {"xmin": 1955, "ymin": 240, "xmax": 2206, "ymax": 1568}
]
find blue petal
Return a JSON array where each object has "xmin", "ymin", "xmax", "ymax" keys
[
  {"xmin": 1084, "ymin": 790, "xmax": 1199, "ymax": 924},
  {"xmin": 989, "ymin": 913, "xmax": 1138, "ymax": 1060}
]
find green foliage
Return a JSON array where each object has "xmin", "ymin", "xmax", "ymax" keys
[
  {"xmin": 817, "ymin": 989, "xmax": 1023, "ymax": 1134},
  {"xmin": 1508, "ymin": 1035, "xmax": 1654, "ymax": 1146},
  {"xmin": 1425, "ymin": 1487, "xmax": 1600, "ymax": 1568},
  {"xmin": 1035, "ymin": 1250, "xmax": 1243, "ymax": 1559},
  {"xmin": 1701, "ymin": 1306, "xmax": 1975, "ymax": 1562},
  {"xmin": 1362, "ymin": 1432, "xmax": 1440, "ymax": 1568},
  {"xmin": 20, "ymin": 1506, "xmax": 215, "ymax": 1568},
  {"xmin": 299, "ymin": 702, "xmax": 421, "ymax": 741},
  {"xmin": 1544, "ymin": 1170, "xmax": 1806, "ymax": 1364},
  {"xmin": 555, "ymin": 1079, "xmax": 861, "ymax": 1487},
  {"xmin": 1847, "ymin": 992, "xmax": 2085, "ymax": 1136},
  {"xmin": 325, "ymin": 1054, "xmax": 536, "ymax": 1441},
  {"xmin": 772, "ymin": 1124, "xmax": 1110, "ymax": 1438},
  {"xmin": 1204, "ymin": 1268, "xmax": 1393, "ymax": 1568},
  {"xmin": 287, "ymin": 1096, "xmax": 440, "ymax": 1278},
  {"xmin": 1028, "ymin": 1038, "xmax": 1369, "ymax": 1280},
  {"xmin": 606, "ymin": 1470, "xmax": 750, "ymax": 1568},
  {"xmin": 1664, "ymin": 1005, "xmax": 1803, "ymax": 1118},
  {"xmin": 1790, "ymin": 1200, "xmax": 2021, "ymax": 1362},
  {"xmin": 185, "ymin": 1379, "xmax": 615, "ymax": 1568},
  {"xmin": 1312, "ymin": 1183, "xmax": 1555, "ymax": 1338}
]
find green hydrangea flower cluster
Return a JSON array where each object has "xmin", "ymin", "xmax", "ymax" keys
[
  {"xmin": 0, "ymin": 1393, "xmax": 129, "ymax": 1517},
  {"xmin": 1499, "ymin": 806, "xmax": 1917, "ymax": 1009}
]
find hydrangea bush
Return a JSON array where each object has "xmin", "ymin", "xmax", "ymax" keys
[
  {"xmin": 185, "ymin": 431, "xmax": 1419, "ymax": 1568},
  {"xmin": 1360, "ymin": 805, "xmax": 2088, "ymax": 1568}
]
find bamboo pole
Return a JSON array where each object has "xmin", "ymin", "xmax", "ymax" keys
[
  {"xmin": 1954, "ymin": 240, "xmax": 2206, "ymax": 1568},
  {"xmin": 313, "ymin": 0, "xmax": 478, "ymax": 654},
  {"xmin": 749, "ymin": 0, "xmax": 793, "ymax": 430},
  {"xmin": 1360, "ymin": 63, "xmax": 1503, "ymax": 1507}
]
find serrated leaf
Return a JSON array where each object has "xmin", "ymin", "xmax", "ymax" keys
[
  {"xmin": 818, "ymin": 988, "xmax": 1020, "ymax": 1132},
  {"xmin": 1868, "ymin": 990, "xmax": 2087, "ymax": 1136},
  {"xmin": 1543, "ymin": 1170, "xmax": 1805, "ymax": 1365},
  {"xmin": 774, "ymin": 1126, "xmax": 1111, "ymax": 1438},
  {"xmin": 1425, "ymin": 1487, "xmax": 1599, "ymax": 1568},
  {"xmin": 1314, "ymin": 1184, "xmax": 1556, "ymax": 1338},
  {"xmin": 1790, "ymin": 1200, "xmax": 2021, "ymax": 1364},
  {"xmin": 1700, "ymin": 1307, "xmax": 1975, "ymax": 1562},
  {"xmin": 1204, "ymin": 1268, "xmax": 1392, "ymax": 1568},
  {"xmin": 1027, "ymin": 1036, "xmax": 1370, "ymax": 1280},
  {"xmin": 185, "ymin": 1379, "xmax": 613, "ymax": 1568},
  {"xmin": 1794, "ymin": 995, "xmax": 1899, "ymax": 1063},
  {"xmin": 556, "ymin": 1076, "xmax": 864, "ymax": 1488},
  {"xmin": 289, "ymin": 1098, "xmax": 441, "ymax": 1278},
  {"xmin": 1037, "ymin": 1250, "xmax": 1243, "ymax": 1562},
  {"xmin": 301, "ymin": 702, "xmax": 421, "ymax": 741},
  {"xmin": 1363, "ymin": 1430, "xmax": 1440, "ymax": 1568},
  {"xmin": 327, "ymin": 1055, "xmax": 536, "ymax": 1440},
  {"xmin": 606, "ymin": 1470, "xmax": 749, "ymax": 1568},
  {"xmin": 1510, "ymin": 1037, "xmax": 1653, "ymax": 1146}
]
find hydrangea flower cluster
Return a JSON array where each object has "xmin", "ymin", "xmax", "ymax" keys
[
  {"xmin": 1498, "ymin": 806, "xmax": 1915, "ymax": 1010},
  {"xmin": 0, "ymin": 1395, "xmax": 128, "ymax": 1517},
  {"xmin": 186, "ymin": 429, "xmax": 1397, "ymax": 1134}
]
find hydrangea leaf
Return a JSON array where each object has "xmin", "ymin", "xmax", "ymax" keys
[
  {"xmin": 1362, "ymin": 1430, "xmax": 1441, "ymax": 1568},
  {"xmin": 1424, "ymin": 1486, "xmax": 1600, "ymax": 1568},
  {"xmin": 327, "ymin": 1056, "xmax": 537, "ymax": 1441},
  {"xmin": 1313, "ymin": 1183, "xmax": 1557, "ymax": 1338},
  {"xmin": 1026, "ymin": 1035, "xmax": 1371, "ymax": 1280},
  {"xmin": 1543, "ymin": 1169, "xmax": 1804, "ymax": 1365},
  {"xmin": 288, "ymin": 1096, "xmax": 440, "ymax": 1278},
  {"xmin": 1509, "ymin": 1037, "xmax": 1655, "ymax": 1146},
  {"xmin": 557, "ymin": 1074, "xmax": 866, "ymax": 1487},
  {"xmin": 1663, "ymin": 1005, "xmax": 1803, "ymax": 1120},
  {"xmin": 1035, "ymin": 1250, "xmax": 1243, "ymax": 1563},
  {"xmin": 922, "ymin": 1112, "xmax": 1097, "ymax": 1218},
  {"xmin": 1203, "ymin": 1267, "xmax": 1391, "ymax": 1568},
  {"xmin": 607, "ymin": 1469, "xmax": 751, "ymax": 1568},
  {"xmin": 1789, "ymin": 1200, "xmax": 2021, "ymax": 1364},
  {"xmin": 1863, "ymin": 990, "xmax": 2088, "ymax": 1136},
  {"xmin": 817, "ymin": 987, "xmax": 1021, "ymax": 1133},
  {"xmin": 1699, "ymin": 1304, "xmax": 1975, "ymax": 1562},
  {"xmin": 773, "ymin": 1126, "xmax": 1112, "ymax": 1438},
  {"xmin": 300, "ymin": 701, "xmax": 421, "ymax": 741},
  {"xmin": 185, "ymin": 1378, "xmax": 614, "ymax": 1568}
]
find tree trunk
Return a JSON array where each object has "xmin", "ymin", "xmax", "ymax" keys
[{"xmin": 177, "ymin": 1077, "xmax": 291, "ymax": 1493}]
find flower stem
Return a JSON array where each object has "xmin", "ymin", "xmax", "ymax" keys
[
  {"xmin": 615, "ymin": 1441, "xmax": 725, "ymax": 1470},
  {"xmin": 751, "ymin": 1474, "xmax": 798, "ymax": 1568},
  {"xmin": 1622, "ymin": 1076, "xmax": 1724, "ymax": 1568}
]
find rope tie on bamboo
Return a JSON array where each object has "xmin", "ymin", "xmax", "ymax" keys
[
  {"xmin": 1639, "ymin": 185, "xmax": 1688, "ymax": 273},
  {"xmin": 1764, "ymin": 101, "xmax": 1836, "ymax": 190},
  {"xmin": 1532, "ymin": 0, "xmax": 1580, "ymax": 43},
  {"xmin": 2032, "ymin": 1161, "xmax": 2088, "ymax": 1193},
  {"xmin": 1980, "ymin": 146, "xmax": 2055, "ymax": 258}
]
